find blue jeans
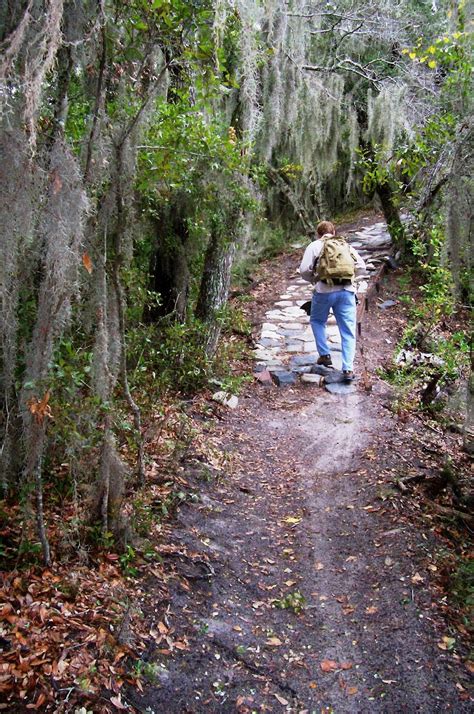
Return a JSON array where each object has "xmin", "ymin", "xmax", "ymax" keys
[{"xmin": 310, "ymin": 290, "xmax": 356, "ymax": 372}]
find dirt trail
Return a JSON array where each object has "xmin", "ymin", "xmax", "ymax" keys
[{"xmin": 128, "ymin": 223, "xmax": 469, "ymax": 713}]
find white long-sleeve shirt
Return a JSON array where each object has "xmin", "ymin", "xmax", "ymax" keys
[{"xmin": 299, "ymin": 235, "xmax": 367, "ymax": 293}]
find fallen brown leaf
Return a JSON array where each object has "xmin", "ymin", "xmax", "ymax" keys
[{"xmin": 320, "ymin": 659, "xmax": 338, "ymax": 672}]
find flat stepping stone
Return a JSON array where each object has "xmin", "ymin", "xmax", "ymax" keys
[
  {"xmin": 257, "ymin": 338, "xmax": 283, "ymax": 347},
  {"xmin": 279, "ymin": 322, "xmax": 306, "ymax": 330},
  {"xmin": 286, "ymin": 344, "xmax": 303, "ymax": 352},
  {"xmin": 291, "ymin": 355, "xmax": 319, "ymax": 366},
  {"xmin": 325, "ymin": 381, "xmax": 357, "ymax": 395},
  {"xmin": 261, "ymin": 331, "xmax": 284, "ymax": 340},
  {"xmin": 365, "ymin": 236, "xmax": 391, "ymax": 247},
  {"xmin": 275, "ymin": 300, "xmax": 295, "ymax": 307},
  {"xmin": 292, "ymin": 365, "xmax": 313, "ymax": 374},
  {"xmin": 279, "ymin": 328, "xmax": 304, "ymax": 337},
  {"xmin": 253, "ymin": 348, "xmax": 280, "ymax": 361},
  {"xmin": 266, "ymin": 310, "xmax": 288, "ymax": 319}
]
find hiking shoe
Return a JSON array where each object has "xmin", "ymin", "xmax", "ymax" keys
[
  {"xmin": 342, "ymin": 370, "xmax": 355, "ymax": 381},
  {"xmin": 317, "ymin": 355, "xmax": 333, "ymax": 368}
]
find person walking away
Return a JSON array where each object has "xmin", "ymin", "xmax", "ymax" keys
[{"xmin": 299, "ymin": 221, "xmax": 366, "ymax": 381}]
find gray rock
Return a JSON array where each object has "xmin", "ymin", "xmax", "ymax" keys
[
  {"xmin": 365, "ymin": 236, "xmax": 391, "ymax": 248},
  {"xmin": 286, "ymin": 344, "xmax": 303, "ymax": 353},
  {"xmin": 301, "ymin": 374, "xmax": 322, "ymax": 384},
  {"xmin": 279, "ymin": 329, "xmax": 304, "ymax": 337},
  {"xmin": 269, "ymin": 370, "xmax": 297, "ymax": 386},
  {"xmin": 324, "ymin": 371, "xmax": 348, "ymax": 384},
  {"xmin": 281, "ymin": 305, "xmax": 307, "ymax": 316},
  {"xmin": 279, "ymin": 322, "xmax": 306, "ymax": 330},
  {"xmin": 212, "ymin": 391, "xmax": 239, "ymax": 408},
  {"xmin": 252, "ymin": 348, "xmax": 279, "ymax": 361},
  {"xmin": 257, "ymin": 360, "xmax": 285, "ymax": 370},
  {"xmin": 377, "ymin": 299, "xmax": 398, "ymax": 310},
  {"xmin": 254, "ymin": 370, "xmax": 273, "ymax": 386},
  {"xmin": 310, "ymin": 364, "xmax": 333, "ymax": 376},
  {"xmin": 266, "ymin": 310, "xmax": 288, "ymax": 320},
  {"xmin": 325, "ymin": 381, "xmax": 357, "ymax": 395},
  {"xmin": 291, "ymin": 355, "xmax": 319, "ymax": 366},
  {"xmin": 258, "ymin": 337, "xmax": 282, "ymax": 347}
]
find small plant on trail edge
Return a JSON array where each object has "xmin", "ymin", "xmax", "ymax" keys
[
  {"xmin": 120, "ymin": 545, "xmax": 138, "ymax": 577},
  {"xmin": 272, "ymin": 591, "xmax": 306, "ymax": 614},
  {"xmin": 132, "ymin": 659, "xmax": 164, "ymax": 684}
]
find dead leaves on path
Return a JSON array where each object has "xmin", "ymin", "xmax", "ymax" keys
[
  {"xmin": 319, "ymin": 660, "xmax": 358, "ymax": 698},
  {"xmin": 320, "ymin": 659, "xmax": 353, "ymax": 673}
]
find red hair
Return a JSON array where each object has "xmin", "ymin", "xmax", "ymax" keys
[{"xmin": 316, "ymin": 221, "xmax": 335, "ymax": 236}]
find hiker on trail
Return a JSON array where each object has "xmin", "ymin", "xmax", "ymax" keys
[{"xmin": 299, "ymin": 221, "xmax": 366, "ymax": 381}]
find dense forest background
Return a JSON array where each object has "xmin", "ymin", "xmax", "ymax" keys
[{"xmin": 0, "ymin": 0, "xmax": 472, "ymax": 565}]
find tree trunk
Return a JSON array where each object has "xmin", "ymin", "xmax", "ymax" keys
[
  {"xmin": 195, "ymin": 207, "xmax": 239, "ymax": 358},
  {"xmin": 145, "ymin": 197, "xmax": 191, "ymax": 323},
  {"xmin": 112, "ymin": 145, "xmax": 145, "ymax": 484},
  {"xmin": 376, "ymin": 180, "xmax": 405, "ymax": 250}
]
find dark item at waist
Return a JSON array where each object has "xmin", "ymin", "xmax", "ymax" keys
[{"xmin": 320, "ymin": 279, "xmax": 352, "ymax": 285}]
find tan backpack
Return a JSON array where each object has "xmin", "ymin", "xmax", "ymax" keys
[{"xmin": 314, "ymin": 234, "xmax": 355, "ymax": 284}]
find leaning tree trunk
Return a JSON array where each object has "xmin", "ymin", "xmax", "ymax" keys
[
  {"xmin": 376, "ymin": 180, "xmax": 405, "ymax": 245},
  {"xmin": 195, "ymin": 207, "xmax": 240, "ymax": 358}
]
